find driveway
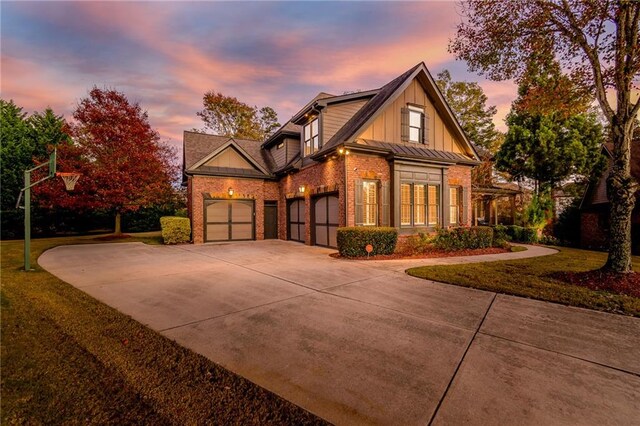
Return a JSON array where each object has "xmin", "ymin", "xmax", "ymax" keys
[{"xmin": 39, "ymin": 241, "xmax": 640, "ymax": 425}]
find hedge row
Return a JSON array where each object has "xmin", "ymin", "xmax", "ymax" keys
[
  {"xmin": 160, "ymin": 216, "xmax": 191, "ymax": 244},
  {"xmin": 336, "ymin": 227, "xmax": 398, "ymax": 257},
  {"xmin": 433, "ymin": 226, "xmax": 494, "ymax": 251}
]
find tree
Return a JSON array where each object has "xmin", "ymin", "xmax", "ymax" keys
[
  {"xmin": 0, "ymin": 101, "xmax": 70, "ymax": 212},
  {"xmin": 34, "ymin": 87, "xmax": 177, "ymax": 235},
  {"xmin": 196, "ymin": 91, "xmax": 280, "ymax": 140},
  {"xmin": 1, "ymin": 100, "xmax": 32, "ymax": 211},
  {"xmin": 495, "ymin": 111, "xmax": 605, "ymax": 191},
  {"xmin": 435, "ymin": 70, "xmax": 502, "ymax": 152},
  {"xmin": 450, "ymin": 0, "xmax": 640, "ymax": 273}
]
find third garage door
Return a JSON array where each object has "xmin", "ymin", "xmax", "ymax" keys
[
  {"xmin": 313, "ymin": 194, "xmax": 339, "ymax": 248},
  {"xmin": 205, "ymin": 199, "xmax": 254, "ymax": 242}
]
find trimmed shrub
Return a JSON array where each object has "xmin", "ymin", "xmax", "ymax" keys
[
  {"xmin": 405, "ymin": 232, "xmax": 433, "ymax": 253},
  {"xmin": 433, "ymin": 226, "xmax": 494, "ymax": 251},
  {"xmin": 493, "ymin": 224, "xmax": 510, "ymax": 245},
  {"xmin": 504, "ymin": 225, "xmax": 538, "ymax": 243},
  {"xmin": 337, "ymin": 227, "xmax": 398, "ymax": 257},
  {"xmin": 160, "ymin": 216, "xmax": 191, "ymax": 244}
]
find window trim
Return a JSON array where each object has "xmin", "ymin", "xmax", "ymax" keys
[
  {"xmin": 407, "ymin": 105, "xmax": 424, "ymax": 144},
  {"xmin": 303, "ymin": 117, "xmax": 320, "ymax": 157},
  {"xmin": 362, "ymin": 179, "xmax": 379, "ymax": 226},
  {"xmin": 400, "ymin": 182, "xmax": 440, "ymax": 228},
  {"xmin": 449, "ymin": 186, "xmax": 462, "ymax": 225}
]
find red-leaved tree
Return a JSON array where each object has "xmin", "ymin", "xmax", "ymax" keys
[{"xmin": 35, "ymin": 87, "xmax": 177, "ymax": 234}]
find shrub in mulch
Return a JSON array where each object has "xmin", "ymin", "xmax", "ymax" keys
[
  {"xmin": 336, "ymin": 227, "xmax": 398, "ymax": 257},
  {"xmin": 551, "ymin": 270, "xmax": 640, "ymax": 298},
  {"xmin": 331, "ymin": 246, "xmax": 509, "ymax": 260}
]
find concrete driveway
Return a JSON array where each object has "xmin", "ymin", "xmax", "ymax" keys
[{"xmin": 39, "ymin": 241, "xmax": 640, "ymax": 425}]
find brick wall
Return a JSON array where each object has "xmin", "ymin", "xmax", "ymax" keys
[
  {"xmin": 189, "ymin": 176, "xmax": 277, "ymax": 244},
  {"xmin": 448, "ymin": 165, "xmax": 473, "ymax": 226},
  {"xmin": 580, "ymin": 211, "xmax": 608, "ymax": 250},
  {"xmin": 278, "ymin": 156, "xmax": 345, "ymax": 243},
  {"xmin": 345, "ymin": 154, "xmax": 391, "ymax": 227}
]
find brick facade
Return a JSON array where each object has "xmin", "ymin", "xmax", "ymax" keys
[{"xmin": 188, "ymin": 153, "xmax": 473, "ymax": 245}]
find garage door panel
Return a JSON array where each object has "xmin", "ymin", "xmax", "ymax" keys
[
  {"xmin": 232, "ymin": 224, "xmax": 253, "ymax": 240},
  {"xmin": 288, "ymin": 199, "xmax": 305, "ymax": 243},
  {"xmin": 328, "ymin": 196, "xmax": 339, "ymax": 223},
  {"xmin": 205, "ymin": 199, "xmax": 254, "ymax": 242},
  {"xmin": 232, "ymin": 202, "xmax": 252, "ymax": 221},
  {"xmin": 206, "ymin": 201, "xmax": 228, "ymax": 222},
  {"xmin": 313, "ymin": 194, "xmax": 339, "ymax": 248}
]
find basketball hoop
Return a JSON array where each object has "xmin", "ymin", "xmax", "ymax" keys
[{"xmin": 56, "ymin": 172, "xmax": 81, "ymax": 191}]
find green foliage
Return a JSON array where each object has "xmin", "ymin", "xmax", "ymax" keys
[
  {"xmin": 523, "ymin": 192, "xmax": 553, "ymax": 230},
  {"xmin": 503, "ymin": 225, "xmax": 538, "ymax": 244},
  {"xmin": 160, "ymin": 216, "xmax": 191, "ymax": 244},
  {"xmin": 435, "ymin": 70, "xmax": 502, "ymax": 153},
  {"xmin": 492, "ymin": 224, "xmax": 509, "ymax": 246},
  {"xmin": 337, "ymin": 227, "xmax": 398, "ymax": 257},
  {"xmin": 197, "ymin": 91, "xmax": 280, "ymax": 141},
  {"xmin": 495, "ymin": 111, "xmax": 605, "ymax": 189},
  {"xmin": 405, "ymin": 232, "xmax": 434, "ymax": 253},
  {"xmin": 553, "ymin": 201, "xmax": 582, "ymax": 246},
  {"xmin": 433, "ymin": 226, "xmax": 494, "ymax": 251},
  {"xmin": 1, "ymin": 100, "xmax": 33, "ymax": 210}
]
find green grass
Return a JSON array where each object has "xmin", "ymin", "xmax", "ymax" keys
[
  {"xmin": 1, "ymin": 233, "xmax": 326, "ymax": 425},
  {"xmin": 407, "ymin": 246, "xmax": 640, "ymax": 317}
]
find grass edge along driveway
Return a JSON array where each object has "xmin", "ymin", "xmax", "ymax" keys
[
  {"xmin": 407, "ymin": 246, "xmax": 640, "ymax": 317},
  {"xmin": 1, "ymin": 234, "xmax": 328, "ymax": 425}
]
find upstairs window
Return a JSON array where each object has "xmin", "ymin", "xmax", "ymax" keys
[
  {"xmin": 401, "ymin": 105, "xmax": 428, "ymax": 145},
  {"xmin": 303, "ymin": 118, "xmax": 319, "ymax": 156}
]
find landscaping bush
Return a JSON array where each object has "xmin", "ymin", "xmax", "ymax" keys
[
  {"xmin": 433, "ymin": 226, "xmax": 494, "ymax": 251},
  {"xmin": 337, "ymin": 227, "xmax": 397, "ymax": 257},
  {"xmin": 160, "ymin": 216, "xmax": 191, "ymax": 244},
  {"xmin": 405, "ymin": 232, "xmax": 433, "ymax": 253},
  {"xmin": 493, "ymin": 224, "xmax": 509, "ymax": 245},
  {"xmin": 504, "ymin": 225, "xmax": 538, "ymax": 243}
]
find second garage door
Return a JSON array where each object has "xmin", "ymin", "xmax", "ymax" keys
[
  {"xmin": 313, "ymin": 194, "xmax": 339, "ymax": 248},
  {"xmin": 205, "ymin": 199, "xmax": 254, "ymax": 242}
]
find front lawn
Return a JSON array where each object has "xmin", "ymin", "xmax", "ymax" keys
[
  {"xmin": 407, "ymin": 246, "xmax": 640, "ymax": 317},
  {"xmin": 1, "ymin": 234, "xmax": 326, "ymax": 424}
]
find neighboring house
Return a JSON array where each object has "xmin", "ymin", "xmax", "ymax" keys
[
  {"xmin": 580, "ymin": 141, "xmax": 640, "ymax": 254},
  {"xmin": 183, "ymin": 62, "xmax": 480, "ymax": 247},
  {"xmin": 471, "ymin": 145, "xmax": 523, "ymax": 226}
]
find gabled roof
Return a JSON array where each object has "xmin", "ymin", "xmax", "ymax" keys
[
  {"xmin": 311, "ymin": 62, "xmax": 480, "ymax": 162},
  {"xmin": 183, "ymin": 131, "xmax": 274, "ymax": 178},
  {"xmin": 580, "ymin": 140, "xmax": 640, "ymax": 209}
]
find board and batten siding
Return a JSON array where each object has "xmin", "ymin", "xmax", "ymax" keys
[
  {"xmin": 356, "ymin": 79, "xmax": 465, "ymax": 154},
  {"xmin": 270, "ymin": 143, "xmax": 287, "ymax": 168},
  {"xmin": 284, "ymin": 137, "xmax": 300, "ymax": 164},
  {"xmin": 323, "ymin": 100, "xmax": 368, "ymax": 144}
]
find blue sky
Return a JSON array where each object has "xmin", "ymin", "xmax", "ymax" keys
[{"xmin": 1, "ymin": 1, "xmax": 517, "ymax": 156}]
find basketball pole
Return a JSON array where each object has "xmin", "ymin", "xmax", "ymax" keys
[{"xmin": 17, "ymin": 149, "xmax": 56, "ymax": 272}]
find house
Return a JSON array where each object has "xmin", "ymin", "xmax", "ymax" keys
[
  {"xmin": 183, "ymin": 62, "xmax": 480, "ymax": 247},
  {"xmin": 580, "ymin": 141, "xmax": 640, "ymax": 254},
  {"xmin": 470, "ymin": 144, "xmax": 523, "ymax": 226}
]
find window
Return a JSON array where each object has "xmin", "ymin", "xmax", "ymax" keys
[
  {"xmin": 401, "ymin": 183, "xmax": 440, "ymax": 227},
  {"xmin": 303, "ymin": 118, "xmax": 319, "ymax": 156},
  {"xmin": 408, "ymin": 106, "xmax": 423, "ymax": 143},
  {"xmin": 277, "ymin": 142, "xmax": 284, "ymax": 149},
  {"xmin": 363, "ymin": 181, "xmax": 378, "ymax": 225},
  {"xmin": 450, "ymin": 187, "xmax": 462, "ymax": 225}
]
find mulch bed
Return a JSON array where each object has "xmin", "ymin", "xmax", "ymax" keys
[
  {"xmin": 331, "ymin": 246, "xmax": 509, "ymax": 260},
  {"xmin": 92, "ymin": 234, "xmax": 132, "ymax": 241},
  {"xmin": 551, "ymin": 270, "xmax": 640, "ymax": 298}
]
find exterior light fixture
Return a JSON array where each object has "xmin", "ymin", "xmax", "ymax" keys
[
  {"xmin": 299, "ymin": 185, "xmax": 306, "ymax": 193},
  {"xmin": 345, "ymin": 149, "xmax": 350, "ymax": 155},
  {"xmin": 338, "ymin": 147, "xmax": 344, "ymax": 155},
  {"xmin": 228, "ymin": 187, "xmax": 234, "ymax": 196}
]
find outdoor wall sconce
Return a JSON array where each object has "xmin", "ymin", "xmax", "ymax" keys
[
  {"xmin": 228, "ymin": 187, "xmax": 234, "ymax": 196},
  {"xmin": 298, "ymin": 185, "xmax": 306, "ymax": 193},
  {"xmin": 338, "ymin": 147, "xmax": 349, "ymax": 155}
]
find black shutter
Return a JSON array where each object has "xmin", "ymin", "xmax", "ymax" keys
[
  {"xmin": 401, "ymin": 107, "xmax": 409, "ymax": 142},
  {"xmin": 381, "ymin": 181, "xmax": 390, "ymax": 226},
  {"xmin": 355, "ymin": 179, "xmax": 363, "ymax": 226},
  {"xmin": 422, "ymin": 112, "xmax": 429, "ymax": 146}
]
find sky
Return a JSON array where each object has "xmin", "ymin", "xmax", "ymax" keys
[{"xmin": 1, "ymin": 1, "xmax": 518, "ymax": 159}]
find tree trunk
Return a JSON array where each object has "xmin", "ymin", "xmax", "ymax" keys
[
  {"xmin": 114, "ymin": 212, "xmax": 122, "ymax": 236},
  {"xmin": 604, "ymin": 122, "xmax": 635, "ymax": 273}
]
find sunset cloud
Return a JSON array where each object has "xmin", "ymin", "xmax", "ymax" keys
[{"xmin": 0, "ymin": 1, "xmax": 517, "ymax": 159}]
